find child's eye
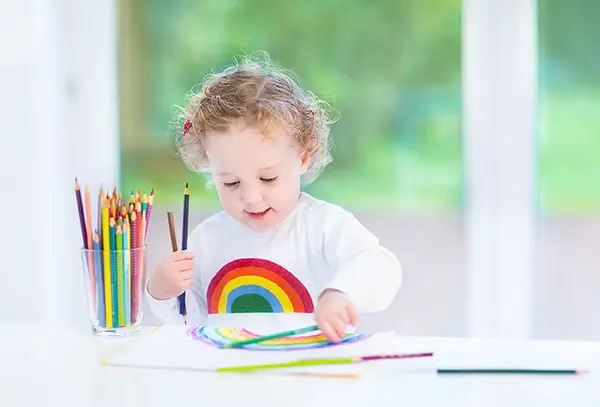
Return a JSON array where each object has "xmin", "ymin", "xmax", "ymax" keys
[
  {"xmin": 260, "ymin": 177, "xmax": 278, "ymax": 183},
  {"xmin": 223, "ymin": 181, "xmax": 240, "ymax": 188}
]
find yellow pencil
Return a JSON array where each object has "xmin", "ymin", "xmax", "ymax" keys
[{"xmin": 102, "ymin": 201, "xmax": 113, "ymax": 328}]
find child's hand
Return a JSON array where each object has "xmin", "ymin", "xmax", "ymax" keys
[
  {"xmin": 315, "ymin": 289, "xmax": 359, "ymax": 342},
  {"xmin": 147, "ymin": 251, "xmax": 195, "ymax": 301}
]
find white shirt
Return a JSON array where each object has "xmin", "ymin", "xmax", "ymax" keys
[{"xmin": 146, "ymin": 193, "xmax": 402, "ymax": 332}]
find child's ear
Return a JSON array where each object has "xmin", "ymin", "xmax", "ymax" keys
[{"xmin": 300, "ymin": 150, "xmax": 311, "ymax": 174}]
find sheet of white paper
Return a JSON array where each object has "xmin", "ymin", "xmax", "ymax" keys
[{"xmin": 103, "ymin": 325, "xmax": 397, "ymax": 376}]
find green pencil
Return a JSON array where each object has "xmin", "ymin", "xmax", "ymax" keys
[
  {"xmin": 116, "ymin": 225, "xmax": 125, "ymax": 327},
  {"xmin": 218, "ymin": 357, "xmax": 354, "ymax": 372},
  {"xmin": 222, "ymin": 325, "xmax": 319, "ymax": 348},
  {"xmin": 217, "ymin": 352, "xmax": 434, "ymax": 373},
  {"xmin": 437, "ymin": 368, "xmax": 587, "ymax": 375}
]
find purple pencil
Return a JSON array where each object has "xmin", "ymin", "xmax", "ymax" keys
[{"xmin": 74, "ymin": 178, "xmax": 88, "ymax": 248}]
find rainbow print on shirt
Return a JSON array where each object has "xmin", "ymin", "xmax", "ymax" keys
[{"xmin": 206, "ymin": 258, "xmax": 314, "ymax": 314}]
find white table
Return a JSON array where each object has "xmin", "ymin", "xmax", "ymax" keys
[{"xmin": 2, "ymin": 321, "xmax": 600, "ymax": 406}]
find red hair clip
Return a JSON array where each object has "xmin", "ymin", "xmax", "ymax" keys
[{"xmin": 183, "ymin": 119, "xmax": 192, "ymax": 136}]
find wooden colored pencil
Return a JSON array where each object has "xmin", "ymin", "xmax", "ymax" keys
[
  {"xmin": 97, "ymin": 185, "xmax": 104, "ymax": 244},
  {"xmin": 123, "ymin": 219, "xmax": 131, "ymax": 326},
  {"xmin": 93, "ymin": 234, "xmax": 105, "ymax": 327},
  {"xmin": 145, "ymin": 188, "xmax": 154, "ymax": 239},
  {"xmin": 102, "ymin": 202, "xmax": 113, "ymax": 328},
  {"xmin": 74, "ymin": 178, "xmax": 88, "ymax": 248},
  {"xmin": 142, "ymin": 193, "xmax": 147, "ymax": 215},
  {"xmin": 436, "ymin": 368, "xmax": 587, "ymax": 375},
  {"xmin": 167, "ymin": 212, "xmax": 178, "ymax": 252},
  {"xmin": 83, "ymin": 184, "xmax": 96, "ymax": 312},
  {"xmin": 222, "ymin": 325, "xmax": 319, "ymax": 349},
  {"xmin": 138, "ymin": 207, "xmax": 146, "ymax": 322},
  {"xmin": 109, "ymin": 218, "xmax": 118, "ymax": 326},
  {"xmin": 178, "ymin": 183, "xmax": 190, "ymax": 322},
  {"xmin": 140, "ymin": 209, "xmax": 146, "ymax": 248},
  {"xmin": 130, "ymin": 211, "xmax": 139, "ymax": 323},
  {"xmin": 217, "ymin": 352, "xmax": 434, "ymax": 373},
  {"xmin": 116, "ymin": 225, "xmax": 125, "ymax": 327}
]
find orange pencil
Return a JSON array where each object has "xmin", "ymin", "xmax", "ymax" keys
[{"xmin": 84, "ymin": 185, "xmax": 96, "ymax": 311}]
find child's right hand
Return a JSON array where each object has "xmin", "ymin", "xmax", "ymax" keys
[{"xmin": 147, "ymin": 251, "xmax": 195, "ymax": 301}]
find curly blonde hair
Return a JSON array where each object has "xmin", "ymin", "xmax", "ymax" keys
[{"xmin": 175, "ymin": 53, "xmax": 336, "ymax": 185}]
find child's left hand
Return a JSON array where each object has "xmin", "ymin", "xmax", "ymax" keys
[{"xmin": 315, "ymin": 289, "xmax": 359, "ymax": 342}]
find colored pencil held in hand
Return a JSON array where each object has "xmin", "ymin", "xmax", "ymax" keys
[
  {"xmin": 74, "ymin": 179, "xmax": 154, "ymax": 330},
  {"xmin": 176, "ymin": 183, "xmax": 190, "ymax": 324}
]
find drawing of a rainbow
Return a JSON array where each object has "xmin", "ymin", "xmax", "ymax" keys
[{"xmin": 206, "ymin": 258, "xmax": 314, "ymax": 314}]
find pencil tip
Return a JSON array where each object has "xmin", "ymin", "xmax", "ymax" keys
[{"xmin": 185, "ymin": 182, "xmax": 189, "ymax": 187}]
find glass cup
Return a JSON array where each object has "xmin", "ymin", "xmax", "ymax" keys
[{"xmin": 81, "ymin": 246, "xmax": 146, "ymax": 336}]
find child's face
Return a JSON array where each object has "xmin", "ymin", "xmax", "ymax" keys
[{"xmin": 205, "ymin": 121, "xmax": 310, "ymax": 231}]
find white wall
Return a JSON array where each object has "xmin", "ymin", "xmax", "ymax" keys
[
  {"xmin": 0, "ymin": 0, "xmax": 118, "ymax": 330},
  {"xmin": 463, "ymin": 0, "xmax": 537, "ymax": 338}
]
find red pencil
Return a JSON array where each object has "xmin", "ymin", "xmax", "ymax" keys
[
  {"xmin": 130, "ymin": 211, "xmax": 139, "ymax": 323},
  {"xmin": 358, "ymin": 352, "xmax": 433, "ymax": 362}
]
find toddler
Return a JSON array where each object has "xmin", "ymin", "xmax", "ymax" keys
[{"xmin": 147, "ymin": 54, "xmax": 402, "ymax": 341}]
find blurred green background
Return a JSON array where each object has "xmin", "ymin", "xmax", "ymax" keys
[
  {"xmin": 120, "ymin": 0, "xmax": 600, "ymax": 214},
  {"xmin": 539, "ymin": 0, "xmax": 600, "ymax": 213},
  {"xmin": 119, "ymin": 0, "xmax": 462, "ymax": 212}
]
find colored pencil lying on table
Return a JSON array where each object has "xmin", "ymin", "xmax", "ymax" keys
[
  {"xmin": 436, "ymin": 368, "xmax": 587, "ymax": 375},
  {"xmin": 178, "ymin": 183, "xmax": 189, "ymax": 324},
  {"xmin": 222, "ymin": 325, "xmax": 320, "ymax": 349},
  {"xmin": 217, "ymin": 352, "xmax": 435, "ymax": 373}
]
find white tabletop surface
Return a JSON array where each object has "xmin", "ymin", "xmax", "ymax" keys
[{"xmin": 2, "ymin": 321, "xmax": 600, "ymax": 407}]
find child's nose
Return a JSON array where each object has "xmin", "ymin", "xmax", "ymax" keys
[{"xmin": 241, "ymin": 184, "xmax": 263, "ymax": 204}]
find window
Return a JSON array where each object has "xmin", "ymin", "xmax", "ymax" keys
[{"xmin": 120, "ymin": 0, "xmax": 464, "ymax": 334}]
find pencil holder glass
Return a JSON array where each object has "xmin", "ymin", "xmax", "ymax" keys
[{"xmin": 80, "ymin": 246, "xmax": 146, "ymax": 337}]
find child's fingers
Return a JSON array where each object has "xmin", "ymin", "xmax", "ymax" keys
[
  {"xmin": 170, "ymin": 250, "xmax": 195, "ymax": 262},
  {"xmin": 338, "ymin": 309, "xmax": 350, "ymax": 325},
  {"xmin": 181, "ymin": 278, "xmax": 194, "ymax": 290},
  {"xmin": 180, "ymin": 269, "xmax": 194, "ymax": 281},
  {"xmin": 176, "ymin": 260, "xmax": 194, "ymax": 272},
  {"xmin": 319, "ymin": 321, "xmax": 340, "ymax": 343},
  {"xmin": 347, "ymin": 304, "xmax": 360, "ymax": 326},
  {"xmin": 332, "ymin": 316, "xmax": 347, "ymax": 338}
]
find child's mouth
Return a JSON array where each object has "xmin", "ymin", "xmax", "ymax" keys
[{"xmin": 245, "ymin": 208, "xmax": 271, "ymax": 220}]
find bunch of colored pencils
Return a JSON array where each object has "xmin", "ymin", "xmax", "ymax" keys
[{"xmin": 74, "ymin": 178, "xmax": 154, "ymax": 329}]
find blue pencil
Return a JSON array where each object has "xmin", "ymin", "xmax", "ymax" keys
[
  {"xmin": 178, "ymin": 183, "xmax": 189, "ymax": 323},
  {"xmin": 93, "ymin": 234, "xmax": 105, "ymax": 327},
  {"xmin": 109, "ymin": 220, "xmax": 117, "ymax": 327}
]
